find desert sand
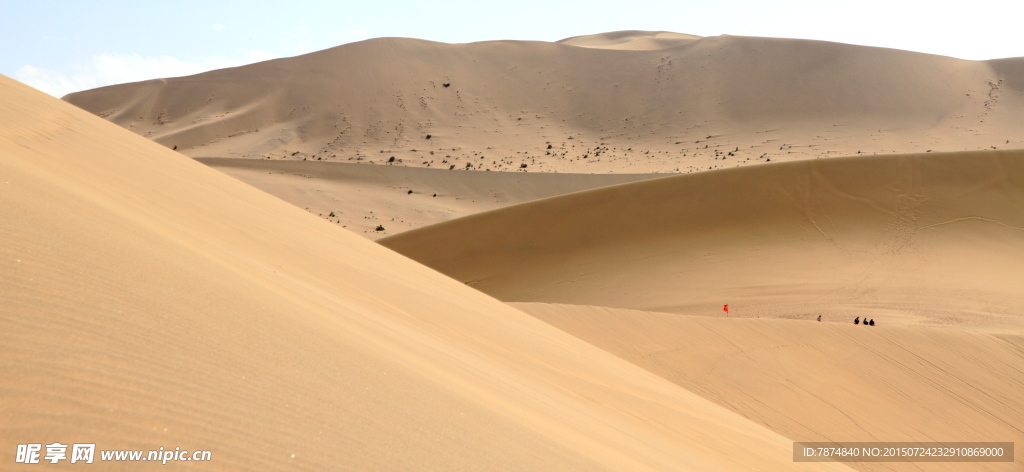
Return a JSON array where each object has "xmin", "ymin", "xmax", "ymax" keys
[
  {"xmin": 1, "ymin": 74, "xmax": 858, "ymax": 470},
  {"xmin": 380, "ymin": 147, "xmax": 1024, "ymax": 470},
  {"xmin": 11, "ymin": 28, "xmax": 1024, "ymax": 471},
  {"xmin": 557, "ymin": 30, "xmax": 703, "ymax": 50},
  {"xmin": 64, "ymin": 30, "xmax": 1024, "ymax": 241},
  {"xmin": 381, "ymin": 149, "xmax": 1024, "ymax": 334},
  {"xmin": 516, "ymin": 303, "xmax": 1024, "ymax": 472},
  {"xmin": 65, "ymin": 32, "xmax": 1024, "ymax": 176},
  {"xmin": 198, "ymin": 157, "xmax": 657, "ymax": 238}
]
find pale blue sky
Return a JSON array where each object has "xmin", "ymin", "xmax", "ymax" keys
[{"xmin": 5, "ymin": 0, "xmax": 1024, "ymax": 97}]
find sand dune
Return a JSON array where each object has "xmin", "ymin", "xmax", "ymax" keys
[
  {"xmin": 515, "ymin": 302, "xmax": 1024, "ymax": 472},
  {"xmin": 2, "ymin": 75, "xmax": 859, "ymax": 470},
  {"xmin": 198, "ymin": 157, "xmax": 658, "ymax": 238},
  {"xmin": 15, "ymin": 24, "xmax": 1024, "ymax": 471},
  {"xmin": 64, "ymin": 33, "xmax": 1024, "ymax": 174},
  {"xmin": 381, "ymin": 150, "xmax": 1024, "ymax": 333},
  {"xmin": 557, "ymin": 30, "xmax": 702, "ymax": 50}
]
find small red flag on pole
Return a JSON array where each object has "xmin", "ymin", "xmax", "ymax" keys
[{"xmin": 723, "ymin": 304, "xmax": 729, "ymax": 316}]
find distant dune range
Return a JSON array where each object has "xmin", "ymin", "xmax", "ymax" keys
[
  {"xmin": 61, "ymin": 30, "xmax": 1024, "ymax": 239},
  {"xmin": 65, "ymin": 31, "xmax": 1024, "ymax": 175},
  {"xmin": 381, "ymin": 149, "xmax": 1024, "ymax": 333}
]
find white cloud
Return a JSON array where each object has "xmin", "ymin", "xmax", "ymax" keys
[
  {"xmin": 14, "ymin": 65, "xmax": 91, "ymax": 98},
  {"xmin": 213, "ymin": 23, "xmax": 225, "ymax": 30},
  {"xmin": 91, "ymin": 53, "xmax": 205, "ymax": 84},
  {"xmin": 14, "ymin": 51, "xmax": 280, "ymax": 97}
]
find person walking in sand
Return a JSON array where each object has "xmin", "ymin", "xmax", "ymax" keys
[
  {"xmin": 869, "ymin": 319, "xmax": 875, "ymax": 326},
  {"xmin": 854, "ymin": 316, "xmax": 860, "ymax": 325},
  {"xmin": 817, "ymin": 315, "xmax": 821, "ymax": 322}
]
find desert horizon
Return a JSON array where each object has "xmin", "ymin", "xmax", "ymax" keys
[{"xmin": 3, "ymin": 14, "xmax": 1023, "ymax": 471}]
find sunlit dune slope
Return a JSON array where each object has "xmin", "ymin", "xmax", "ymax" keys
[
  {"xmin": 514, "ymin": 302, "xmax": 1024, "ymax": 472},
  {"xmin": 63, "ymin": 33, "xmax": 1024, "ymax": 173},
  {"xmin": 381, "ymin": 150, "xmax": 1024, "ymax": 332},
  {"xmin": 0, "ymin": 75, "xmax": 854, "ymax": 470}
]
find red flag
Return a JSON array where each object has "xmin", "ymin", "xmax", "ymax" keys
[{"xmin": 723, "ymin": 304, "xmax": 729, "ymax": 314}]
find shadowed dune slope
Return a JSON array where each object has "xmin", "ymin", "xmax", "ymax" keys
[
  {"xmin": 381, "ymin": 150, "xmax": 1024, "ymax": 332},
  {"xmin": 63, "ymin": 34, "xmax": 1024, "ymax": 173},
  {"xmin": 514, "ymin": 303, "xmax": 1024, "ymax": 472},
  {"xmin": 0, "ymin": 76, "xmax": 855, "ymax": 470},
  {"xmin": 198, "ymin": 157, "xmax": 659, "ymax": 238}
]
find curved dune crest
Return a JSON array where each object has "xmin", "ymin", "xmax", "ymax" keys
[
  {"xmin": 556, "ymin": 30, "xmax": 702, "ymax": 50},
  {"xmin": 1, "ymin": 75, "xmax": 855, "ymax": 470},
  {"xmin": 381, "ymin": 150, "xmax": 1024, "ymax": 332}
]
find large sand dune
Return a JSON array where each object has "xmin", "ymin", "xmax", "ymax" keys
[
  {"xmin": 515, "ymin": 303, "xmax": 1024, "ymax": 472},
  {"xmin": 199, "ymin": 157, "xmax": 658, "ymax": 238},
  {"xmin": 557, "ymin": 30, "xmax": 702, "ymax": 50},
  {"xmin": 64, "ymin": 32, "xmax": 1024, "ymax": 174},
  {"xmin": 381, "ymin": 149, "xmax": 1024, "ymax": 333},
  {"xmin": 1, "ymin": 75, "xmax": 859, "ymax": 469}
]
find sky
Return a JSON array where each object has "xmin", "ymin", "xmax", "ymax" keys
[{"xmin": 5, "ymin": 0, "xmax": 1024, "ymax": 97}]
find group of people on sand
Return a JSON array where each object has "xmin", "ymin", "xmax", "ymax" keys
[
  {"xmin": 854, "ymin": 316, "xmax": 875, "ymax": 326},
  {"xmin": 814, "ymin": 315, "xmax": 876, "ymax": 326}
]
